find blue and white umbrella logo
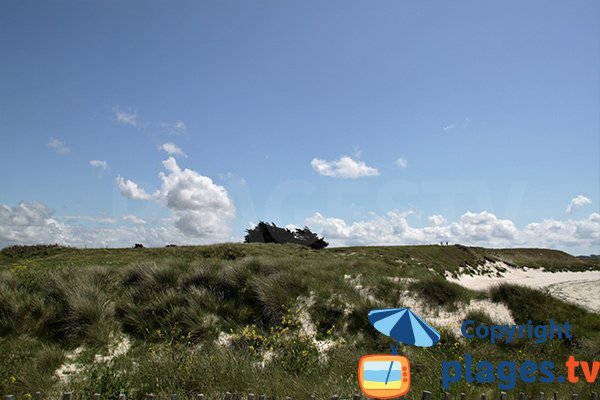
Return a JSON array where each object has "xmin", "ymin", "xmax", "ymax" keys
[
  {"xmin": 368, "ymin": 307, "xmax": 441, "ymax": 347},
  {"xmin": 365, "ymin": 308, "xmax": 441, "ymax": 387}
]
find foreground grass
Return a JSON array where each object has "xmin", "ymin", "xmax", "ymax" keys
[{"xmin": 0, "ymin": 244, "xmax": 598, "ymax": 399}]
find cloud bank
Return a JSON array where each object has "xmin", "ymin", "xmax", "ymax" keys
[
  {"xmin": 306, "ymin": 210, "xmax": 600, "ymax": 253},
  {"xmin": 1, "ymin": 201, "xmax": 598, "ymax": 254}
]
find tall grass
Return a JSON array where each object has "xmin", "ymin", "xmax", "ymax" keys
[{"xmin": 0, "ymin": 244, "xmax": 599, "ymax": 399}]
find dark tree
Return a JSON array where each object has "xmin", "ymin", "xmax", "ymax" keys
[{"xmin": 244, "ymin": 222, "xmax": 328, "ymax": 249}]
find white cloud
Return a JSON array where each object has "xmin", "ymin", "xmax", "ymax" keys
[
  {"xmin": 311, "ymin": 156, "xmax": 379, "ymax": 178},
  {"xmin": 90, "ymin": 160, "xmax": 109, "ymax": 170},
  {"xmin": 566, "ymin": 195, "xmax": 592, "ymax": 214},
  {"xmin": 113, "ymin": 107, "xmax": 139, "ymax": 126},
  {"xmin": 155, "ymin": 157, "xmax": 235, "ymax": 237},
  {"xmin": 523, "ymin": 213, "xmax": 600, "ymax": 250},
  {"xmin": 160, "ymin": 142, "xmax": 186, "ymax": 157},
  {"xmin": 396, "ymin": 157, "xmax": 408, "ymax": 169},
  {"xmin": 428, "ymin": 214, "xmax": 447, "ymax": 226},
  {"xmin": 443, "ymin": 124, "xmax": 455, "ymax": 131},
  {"xmin": 0, "ymin": 202, "xmax": 67, "ymax": 246},
  {"xmin": 123, "ymin": 215, "xmax": 146, "ymax": 225},
  {"xmin": 63, "ymin": 215, "xmax": 116, "ymax": 224},
  {"xmin": 113, "ymin": 107, "xmax": 186, "ymax": 135},
  {"xmin": 47, "ymin": 138, "xmax": 70, "ymax": 154},
  {"xmin": 0, "ymin": 200, "xmax": 233, "ymax": 249},
  {"xmin": 2, "ymin": 199, "xmax": 598, "ymax": 254},
  {"xmin": 306, "ymin": 209, "xmax": 599, "ymax": 254},
  {"xmin": 115, "ymin": 175, "xmax": 153, "ymax": 200},
  {"xmin": 114, "ymin": 158, "xmax": 235, "ymax": 238}
]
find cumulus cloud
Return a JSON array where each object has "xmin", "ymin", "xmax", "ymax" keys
[
  {"xmin": 2, "ymin": 199, "xmax": 598, "ymax": 254},
  {"xmin": 115, "ymin": 158, "xmax": 236, "ymax": 239},
  {"xmin": 0, "ymin": 202, "xmax": 67, "ymax": 246},
  {"xmin": 523, "ymin": 213, "xmax": 600, "ymax": 250},
  {"xmin": 311, "ymin": 156, "xmax": 379, "ymax": 178},
  {"xmin": 0, "ymin": 200, "xmax": 230, "ymax": 249},
  {"xmin": 90, "ymin": 160, "xmax": 109, "ymax": 170},
  {"xmin": 123, "ymin": 215, "xmax": 146, "ymax": 225},
  {"xmin": 155, "ymin": 157, "xmax": 235, "ymax": 237},
  {"xmin": 396, "ymin": 157, "xmax": 408, "ymax": 169},
  {"xmin": 428, "ymin": 214, "xmax": 447, "ymax": 226},
  {"xmin": 566, "ymin": 195, "xmax": 592, "ymax": 214},
  {"xmin": 47, "ymin": 138, "xmax": 70, "ymax": 154},
  {"xmin": 160, "ymin": 142, "xmax": 186, "ymax": 157},
  {"xmin": 306, "ymin": 209, "xmax": 600, "ymax": 252},
  {"xmin": 115, "ymin": 176, "xmax": 153, "ymax": 200}
]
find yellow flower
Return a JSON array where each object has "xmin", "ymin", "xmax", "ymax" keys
[{"xmin": 9, "ymin": 376, "xmax": 16, "ymax": 384}]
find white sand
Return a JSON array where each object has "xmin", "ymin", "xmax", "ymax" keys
[
  {"xmin": 55, "ymin": 334, "xmax": 131, "ymax": 383},
  {"xmin": 400, "ymin": 293, "xmax": 514, "ymax": 338},
  {"xmin": 448, "ymin": 261, "xmax": 600, "ymax": 313}
]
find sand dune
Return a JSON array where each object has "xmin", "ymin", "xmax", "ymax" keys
[{"xmin": 448, "ymin": 261, "xmax": 600, "ymax": 313}]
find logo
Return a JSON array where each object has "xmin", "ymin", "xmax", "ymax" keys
[
  {"xmin": 358, "ymin": 354, "xmax": 411, "ymax": 399},
  {"xmin": 358, "ymin": 308, "xmax": 440, "ymax": 398}
]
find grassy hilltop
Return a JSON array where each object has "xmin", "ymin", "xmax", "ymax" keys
[{"xmin": 0, "ymin": 244, "xmax": 598, "ymax": 399}]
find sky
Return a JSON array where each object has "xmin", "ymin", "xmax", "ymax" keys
[{"xmin": 0, "ymin": 1, "xmax": 599, "ymax": 255}]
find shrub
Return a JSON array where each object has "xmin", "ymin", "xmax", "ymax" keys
[{"xmin": 244, "ymin": 222, "xmax": 328, "ymax": 249}]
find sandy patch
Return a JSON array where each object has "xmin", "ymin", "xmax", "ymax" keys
[
  {"xmin": 94, "ymin": 334, "xmax": 131, "ymax": 363},
  {"xmin": 55, "ymin": 347, "xmax": 85, "ymax": 383},
  {"xmin": 55, "ymin": 334, "xmax": 131, "ymax": 383},
  {"xmin": 399, "ymin": 293, "xmax": 514, "ymax": 339},
  {"xmin": 297, "ymin": 294, "xmax": 338, "ymax": 359},
  {"xmin": 448, "ymin": 261, "xmax": 600, "ymax": 313}
]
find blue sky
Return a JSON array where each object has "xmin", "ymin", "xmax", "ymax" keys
[{"xmin": 1, "ymin": 1, "xmax": 598, "ymax": 254}]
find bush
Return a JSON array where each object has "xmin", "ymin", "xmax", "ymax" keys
[{"xmin": 244, "ymin": 222, "xmax": 328, "ymax": 249}]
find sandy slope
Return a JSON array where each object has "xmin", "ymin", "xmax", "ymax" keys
[{"xmin": 448, "ymin": 261, "xmax": 600, "ymax": 313}]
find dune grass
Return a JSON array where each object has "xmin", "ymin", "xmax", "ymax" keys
[{"xmin": 0, "ymin": 243, "xmax": 598, "ymax": 399}]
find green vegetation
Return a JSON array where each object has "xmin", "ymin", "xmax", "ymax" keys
[{"xmin": 0, "ymin": 244, "xmax": 598, "ymax": 399}]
